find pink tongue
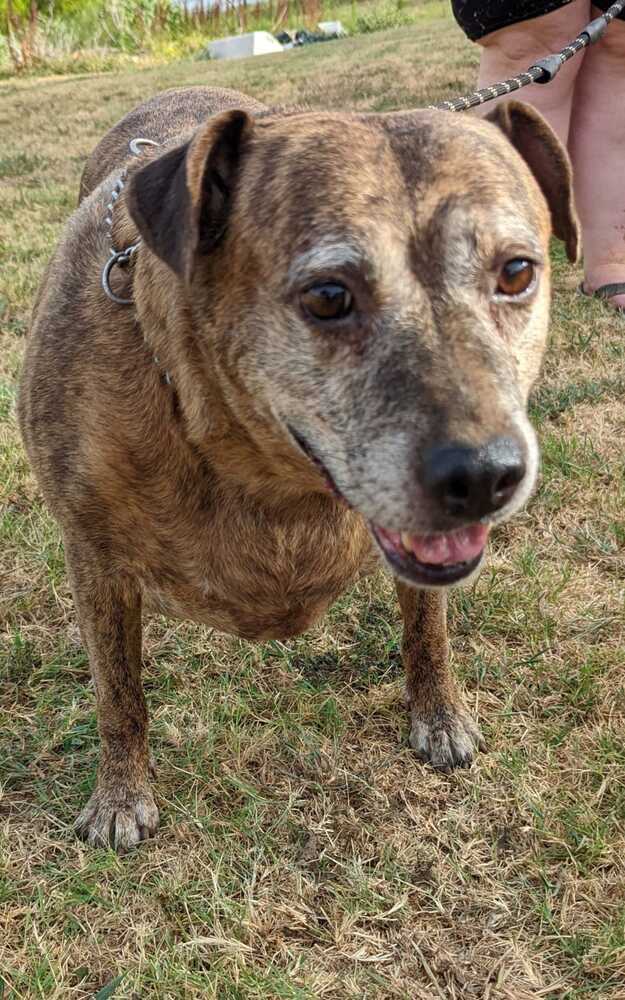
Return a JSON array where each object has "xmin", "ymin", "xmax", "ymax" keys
[{"xmin": 408, "ymin": 524, "xmax": 489, "ymax": 566}]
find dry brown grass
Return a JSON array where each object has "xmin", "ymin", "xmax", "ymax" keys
[{"xmin": 1, "ymin": 5, "xmax": 624, "ymax": 997}]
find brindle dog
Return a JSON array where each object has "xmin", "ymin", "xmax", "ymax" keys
[{"xmin": 18, "ymin": 86, "xmax": 579, "ymax": 850}]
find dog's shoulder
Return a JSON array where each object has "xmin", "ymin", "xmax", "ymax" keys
[{"xmin": 19, "ymin": 171, "xmax": 143, "ymax": 457}]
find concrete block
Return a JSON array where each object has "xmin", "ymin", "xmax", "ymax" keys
[
  {"xmin": 207, "ymin": 31, "xmax": 283, "ymax": 61},
  {"xmin": 317, "ymin": 20, "xmax": 346, "ymax": 36}
]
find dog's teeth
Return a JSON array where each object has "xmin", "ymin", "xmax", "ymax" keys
[{"xmin": 400, "ymin": 532, "xmax": 413, "ymax": 552}]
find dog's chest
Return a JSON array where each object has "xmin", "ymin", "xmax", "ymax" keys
[{"xmin": 141, "ymin": 500, "xmax": 376, "ymax": 641}]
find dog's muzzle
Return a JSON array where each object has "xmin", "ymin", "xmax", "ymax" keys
[{"xmin": 286, "ymin": 425, "xmax": 504, "ymax": 587}]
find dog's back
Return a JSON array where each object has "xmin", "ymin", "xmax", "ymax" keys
[{"xmin": 78, "ymin": 86, "xmax": 267, "ymax": 202}]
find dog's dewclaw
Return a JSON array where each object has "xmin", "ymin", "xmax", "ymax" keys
[{"xmin": 75, "ymin": 785, "xmax": 159, "ymax": 851}]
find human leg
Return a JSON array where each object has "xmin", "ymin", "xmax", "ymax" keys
[
  {"xmin": 475, "ymin": 1, "xmax": 591, "ymax": 145},
  {"xmin": 569, "ymin": 7, "xmax": 625, "ymax": 308}
]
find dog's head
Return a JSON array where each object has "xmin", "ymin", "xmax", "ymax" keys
[{"xmin": 128, "ymin": 101, "xmax": 578, "ymax": 588}]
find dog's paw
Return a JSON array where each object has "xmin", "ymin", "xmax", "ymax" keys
[
  {"xmin": 409, "ymin": 703, "xmax": 484, "ymax": 771},
  {"xmin": 75, "ymin": 783, "xmax": 159, "ymax": 851}
]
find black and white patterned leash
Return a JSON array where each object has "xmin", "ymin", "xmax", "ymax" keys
[{"xmin": 430, "ymin": 0, "xmax": 625, "ymax": 112}]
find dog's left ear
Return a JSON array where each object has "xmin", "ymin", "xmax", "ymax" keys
[
  {"xmin": 128, "ymin": 109, "xmax": 253, "ymax": 282},
  {"xmin": 486, "ymin": 101, "xmax": 580, "ymax": 263}
]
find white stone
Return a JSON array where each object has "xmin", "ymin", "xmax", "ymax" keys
[
  {"xmin": 207, "ymin": 31, "xmax": 283, "ymax": 61},
  {"xmin": 317, "ymin": 20, "xmax": 346, "ymax": 36}
]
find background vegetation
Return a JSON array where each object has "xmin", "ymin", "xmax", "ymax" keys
[{"xmin": 0, "ymin": 0, "xmax": 418, "ymax": 75}]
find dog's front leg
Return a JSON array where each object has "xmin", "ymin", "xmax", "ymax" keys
[
  {"xmin": 66, "ymin": 543, "xmax": 158, "ymax": 850},
  {"xmin": 395, "ymin": 582, "xmax": 484, "ymax": 771}
]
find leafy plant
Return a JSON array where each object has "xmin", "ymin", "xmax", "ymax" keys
[{"xmin": 355, "ymin": 0, "xmax": 415, "ymax": 32}]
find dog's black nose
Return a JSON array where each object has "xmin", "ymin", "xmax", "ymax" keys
[{"xmin": 422, "ymin": 437, "xmax": 526, "ymax": 520}]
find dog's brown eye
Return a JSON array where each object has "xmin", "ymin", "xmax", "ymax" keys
[
  {"xmin": 497, "ymin": 259, "xmax": 535, "ymax": 297},
  {"xmin": 301, "ymin": 283, "xmax": 353, "ymax": 321}
]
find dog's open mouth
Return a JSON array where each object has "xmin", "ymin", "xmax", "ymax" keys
[
  {"xmin": 370, "ymin": 522, "xmax": 489, "ymax": 586},
  {"xmin": 288, "ymin": 425, "xmax": 490, "ymax": 586}
]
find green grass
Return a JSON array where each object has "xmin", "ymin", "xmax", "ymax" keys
[{"xmin": 1, "ymin": 3, "xmax": 625, "ymax": 996}]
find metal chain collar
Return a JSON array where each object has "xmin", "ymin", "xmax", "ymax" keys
[
  {"xmin": 101, "ymin": 137, "xmax": 172, "ymax": 386},
  {"xmin": 101, "ymin": 137, "xmax": 159, "ymax": 305}
]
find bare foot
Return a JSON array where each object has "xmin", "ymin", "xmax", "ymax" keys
[
  {"xmin": 75, "ymin": 782, "xmax": 159, "ymax": 851},
  {"xmin": 409, "ymin": 701, "xmax": 484, "ymax": 771}
]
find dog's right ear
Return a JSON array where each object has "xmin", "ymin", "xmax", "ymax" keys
[
  {"xmin": 486, "ymin": 101, "xmax": 580, "ymax": 263},
  {"xmin": 127, "ymin": 109, "xmax": 253, "ymax": 282}
]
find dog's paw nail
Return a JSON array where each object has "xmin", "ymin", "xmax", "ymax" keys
[
  {"xmin": 75, "ymin": 785, "xmax": 159, "ymax": 851},
  {"xmin": 409, "ymin": 706, "xmax": 483, "ymax": 771}
]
